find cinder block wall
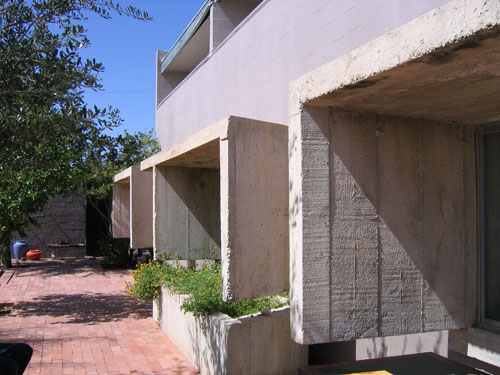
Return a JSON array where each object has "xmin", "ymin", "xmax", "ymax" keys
[{"xmin": 20, "ymin": 193, "xmax": 86, "ymax": 256}]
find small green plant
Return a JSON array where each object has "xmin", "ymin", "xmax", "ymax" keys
[
  {"xmin": 126, "ymin": 261, "xmax": 164, "ymax": 301},
  {"xmin": 126, "ymin": 259, "xmax": 289, "ymax": 318}
]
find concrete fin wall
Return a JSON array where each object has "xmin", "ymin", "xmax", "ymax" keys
[
  {"xmin": 221, "ymin": 117, "xmax": 289, "ymax": 301},
  {"xmin": 290, "ymin": 107, "xmax": 475, "ymax": 344},
  {"xmin": 112, "ymin": 182, "xmax": 130, "ymax": 239},
  {"xmin": 154, "ymin": 166, "xmax": 220, "ymax": 259},
  {"xmin": 130, "ymin": 168, "xmax": 153, "ymax": 249}
]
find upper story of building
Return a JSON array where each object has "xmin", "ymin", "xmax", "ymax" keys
[{"xmin": 155, "ymin": 0, "xmax": 452, "ymax": 150}]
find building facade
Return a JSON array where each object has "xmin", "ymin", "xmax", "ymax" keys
[{"xmin": 113, "ymin": 0, "xmax": 500, "ymax": 372}]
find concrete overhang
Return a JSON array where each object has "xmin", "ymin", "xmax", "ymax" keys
[
  {"xmin": 141, "ymin": 118, "xmax": 229, "ymax": 171},
  {"xmin": 113, "ymin": 167, "xmax": 132, "ymax": 184},
  {"xmin": 291, "ymin": 0, "xmax": 500, "ymax": 126}
]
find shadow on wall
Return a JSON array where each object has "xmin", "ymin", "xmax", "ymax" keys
[
  {"xmin": 325, "ymin": 109, "xmax": 473, "ymax": 330},
  {"xmin": 162, "ymin": 166, "xmax": 221, "ymax": 253},
  {"xmin": 290, "ymin": 106, "xmax": 475, "ymax": 343}
]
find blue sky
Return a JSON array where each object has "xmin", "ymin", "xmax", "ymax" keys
[{"xmin": 80, "ymin": 1, "xmax": 206, "ymax": 136}]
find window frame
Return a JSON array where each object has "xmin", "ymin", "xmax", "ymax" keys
[{"xmin": 478, "ymin": 123, "xmax": 500, "ymax": 332}]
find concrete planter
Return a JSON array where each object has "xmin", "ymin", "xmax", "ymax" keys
[{"xmin": 153, "ymin": 287, "xmax": 307, "ymax": 375}]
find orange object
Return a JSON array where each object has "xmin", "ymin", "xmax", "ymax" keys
[{"xmin": 26, "ymin": 249, "xmax": 42, "ymax": 260}]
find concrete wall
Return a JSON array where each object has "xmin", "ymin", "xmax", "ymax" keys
[
  {"xmin": 156, "ymin": 0, "xmax": 450, "ymax": 149},
  {"xmin": 130, "ymin": 168, "xmax": 153, "ymax": 249},
  {"xmin": 290, "ymin": 108, "xmax": 476, "ymax": 345},
  {"xmin": 220, "ymin": 118, "xmax": 288, "ymax": 301},
  {"xmin": 21, "ymin": 193, "xmax": 86, "ymax": 256},
  {"xmin": 153, "ymin": 289, "xmax": 308, "ymax": 375},
  {"xmin": 112, "ymin": 182, "xmax": 130, "ymax": 239},
  {"xmin": 153, "ymin": 166, "xmax": 220, "ymax": 259}
]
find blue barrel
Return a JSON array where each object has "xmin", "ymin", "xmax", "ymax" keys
[{"xmin": 12, "ymin": 240, "xmax": 28, "ymax": 260}]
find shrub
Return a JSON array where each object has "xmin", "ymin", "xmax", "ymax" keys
[{"xmin": 126, "ymin": 260, "xmax": 289, "ymax": 318}]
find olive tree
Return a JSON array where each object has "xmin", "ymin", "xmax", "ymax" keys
[{"xmin": 0, "ymin": 0, "xmax": 150, "ymax": 266}]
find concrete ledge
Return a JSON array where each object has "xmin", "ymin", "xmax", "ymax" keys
[{"xmin": 153, "ymin": 288, "xmax": 308, "ymax": 375}]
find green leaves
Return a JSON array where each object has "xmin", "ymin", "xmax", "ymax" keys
[
  {"xmin": 127, "ymin": 260, "xmax": 289, "ymax": 318},
  {"xmin": 0, "ymin": 0, "xmax": 152, "ymax": 264}
]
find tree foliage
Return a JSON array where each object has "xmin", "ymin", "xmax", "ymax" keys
[
  {"xmin": 0, "ymin": 0, "xmax": 151, "ymax": 266},
  {"xmin": 83, "ymin": 129, "xmax": 158, "ymax": 230}
]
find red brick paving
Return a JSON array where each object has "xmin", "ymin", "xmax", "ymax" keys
[{"xmin": 0, "ymin": 258, "xmax": 200, "ymax": 375}]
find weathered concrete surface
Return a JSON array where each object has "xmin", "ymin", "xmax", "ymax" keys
[
  {"xmin": 154, "ymin": 166, "xmax": 220, "ymax": 260},
  {"xmin": 289, "ymin": 0, "xmax": 500, "ymax": 346},
  {"xmin": 290, "ymin": 108, "xmax": 475, "ymax": 344},
  {"xmin": 112, "ymin": 167, "xmax": 153, "ymax": 248},
  {"xmin": 289, "ymin": 0, "xmax": 500, "ymax": 123},
  {"xmin": 153, "ymin": 289, "xmax": 308, "ymax": 375},
  {"xmin": 220, "ymin": 117, "xmax": 289, "ymax": 301},
  {"xmin": 147, "ymin": 116, "xmax": 289, "ymax": 300},
  {"xmin": 112, "ymin": 180, "xmax": 130, "ymax": 239},
  {"xmin": 129, "ymin": 167, "xmax": 153, "ymax": 249}
]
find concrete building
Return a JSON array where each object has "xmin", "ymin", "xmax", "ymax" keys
[{"xmin": 114, "ymin": 0, "xmax": 500, "ymax": 373}]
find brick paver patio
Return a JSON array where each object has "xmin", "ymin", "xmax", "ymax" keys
[{"xmin": 0, "ymin": 258, "xmax": 200, "ymax": 375}]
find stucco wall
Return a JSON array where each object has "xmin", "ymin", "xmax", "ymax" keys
[{"xmin": 156, "ymin": 0, "xmax": 451, "ymax": 149}]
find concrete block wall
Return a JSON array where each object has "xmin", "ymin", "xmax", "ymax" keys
[{"xmin": 21, "ymin": 193, "xmax": 86, "ymax": 256}]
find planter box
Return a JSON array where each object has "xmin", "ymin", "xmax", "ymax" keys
[{"xmin": 153, "ymin": 287, "xmax": 307, "ymax": 375}]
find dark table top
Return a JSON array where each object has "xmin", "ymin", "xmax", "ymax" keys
[{"xmin": 299, "ymin": 353, "xmax": 488, "ymax": 375}]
